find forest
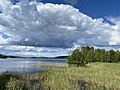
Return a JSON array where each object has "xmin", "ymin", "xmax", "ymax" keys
[{"xmin": 68, "ymin": 46, "xmax": 120, "ymax": 66}]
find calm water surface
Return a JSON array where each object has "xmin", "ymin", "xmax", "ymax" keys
[{"xmin": 0, "ymin": 58, "xmax": 67, "ymax": 74}]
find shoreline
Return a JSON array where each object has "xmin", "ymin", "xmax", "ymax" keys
[{"xmin": 0, "ymin": 62, "xmax": 120, "ymax": 89}]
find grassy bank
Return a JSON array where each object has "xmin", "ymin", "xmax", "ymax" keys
[{"xmin": 1, "ymin": 63, "xmax": 120, "ymax": 90}]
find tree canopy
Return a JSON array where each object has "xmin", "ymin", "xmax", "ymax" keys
[{"xmin": 68, "ymin": 46, "xmax": 120, "ymax": 66}]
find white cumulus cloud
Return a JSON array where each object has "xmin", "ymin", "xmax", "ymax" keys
[{"xmin": 0, "ymin": 0, "xmax": 120, "ymax": 57}]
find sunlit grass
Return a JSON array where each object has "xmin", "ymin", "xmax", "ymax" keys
[
  {"xmin": 67, "ymin": 63, "xmax": 120, "ymax": 89},
  {"xmin": 1, "ymin": 62, "xmax": 120, "ymax": 90}
]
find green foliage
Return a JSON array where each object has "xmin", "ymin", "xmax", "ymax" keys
[
  {"xmin": 68, "ymin": 46, "xmax": 120, "ymax": 66},
  {"xmin": 68, "ymin": 49, "xmax": 87, "ymax": 67},
  {"xmin": 0, "ymin": 74, "xmax": 20, "ymax": 90}
]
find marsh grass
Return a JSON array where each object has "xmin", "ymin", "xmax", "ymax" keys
[
  {"xmin": 1, "ymin": 62, "xmax": 120, "ymax": 90},
  {"xmin": 0, "ymin": 74, "xmax": 20, "ymax": 90}
]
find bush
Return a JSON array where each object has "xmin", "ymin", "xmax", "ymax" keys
[{"xmin": 68, "ymin": 49, "xmax": 87, "ymax": 67}]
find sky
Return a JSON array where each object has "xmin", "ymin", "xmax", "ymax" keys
[
  {"xmin": 0, "ymin": 0, "xmax": 120, "ymax": 57},
  {"xmin": 11, "ymin": 0, "xmax": 120, "ymax": 18},
  {"xmin": 38, "ymin": 0, "xmax": 120, "ymax": 18}
]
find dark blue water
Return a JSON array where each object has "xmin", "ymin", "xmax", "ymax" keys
[{"xmin": 0, "ymin": 58, "xmax": 67, "ymax": 74}]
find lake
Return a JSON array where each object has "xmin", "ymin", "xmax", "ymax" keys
[{"xmin": 0, "ymin": 58, "xmax": 67, "ymax": 74}]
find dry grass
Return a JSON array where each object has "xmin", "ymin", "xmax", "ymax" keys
[{"xmin": 3, "ymin": 62, "xmax": 120, "ymax": 90}]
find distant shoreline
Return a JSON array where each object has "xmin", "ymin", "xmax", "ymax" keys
[{"xmin": 0, "ymin": 53, "xmax": 68, "ymax": 59}]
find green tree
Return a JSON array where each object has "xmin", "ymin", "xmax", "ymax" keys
[{"xmin": 109, "ymin": 50, "xmax": 115, "ymax": 63}]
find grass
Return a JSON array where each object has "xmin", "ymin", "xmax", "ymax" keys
[
  {"xmin": 1, "ymin": 62, "xmax": 120, "ymax": 90},
  {"xmin": 67, "ymin": 63, "xmax": 120, "ymax": 89},
  {"xmin": 0, "ymin": 74, "xmax": 20, "ymax": 90}
]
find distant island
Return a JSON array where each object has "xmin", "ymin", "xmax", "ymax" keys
[{"xmin": 0, "ymin": 54, "xmax": 22, "ymax": 59}]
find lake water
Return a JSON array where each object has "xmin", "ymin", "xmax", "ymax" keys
[{"xmin": 0, "ymin": 58, "xmax": 67, "ymax": 74}]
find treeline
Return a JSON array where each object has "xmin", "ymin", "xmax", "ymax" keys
[
  {"xmin": 0, "ymin": 54, "xmax": 7, "ymax": 58},
  {"xmin": 0, "ymin": 54, "xmax": 18, "ymax": 59},
  {"xmin": 68, "ymin": 46, "xmax": 120, "ymax": 66}
]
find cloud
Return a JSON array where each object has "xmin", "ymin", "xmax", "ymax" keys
[
  {"xmin": 0, "ymin": 45, "xmax": 72, "ymax": 57},
  {"xmin": 0, "ymin": 0, "xmax": 120, "ymax": 57}
]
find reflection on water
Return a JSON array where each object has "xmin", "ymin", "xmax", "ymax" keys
[{"xmin": 0, "ymin": 58, "xmax": 67, "ymax": 74}]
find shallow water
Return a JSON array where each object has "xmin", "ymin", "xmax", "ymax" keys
[{"xmin": 0, "ymin": 58, "xmax": 67, "ymax": 74}]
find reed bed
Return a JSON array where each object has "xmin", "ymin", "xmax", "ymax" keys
[{"xmin": 1, "ymin": 62, "xmax": 120, "ymax": 90}]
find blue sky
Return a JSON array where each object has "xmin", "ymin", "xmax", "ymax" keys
[{"xmin": 75, "ymin": 0, "xmax": 120, "ymax": 18}]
